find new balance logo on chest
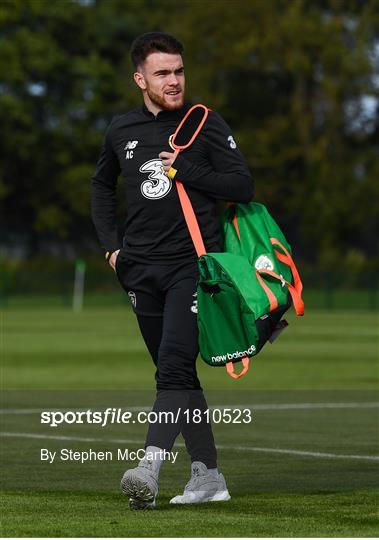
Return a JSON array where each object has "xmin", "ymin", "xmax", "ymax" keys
[{"xmin": 124, "ymin": 140, "xmax": 139, "ymax": 159}]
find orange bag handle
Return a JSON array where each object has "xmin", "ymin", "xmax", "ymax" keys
[
  {"xmin": 226, "ymin": 357, "xmax": 250, "ymax": 379},
  {"xmin": 170, "ymin": 104, "xmax": 209, "ymax": 151},
  {"xmin": 257, "ymin": 268, "xmax": 304, "ymax": 316},
  {"xmin": 270, "ymin": 237, "xmax": 303, "ymax": 304},
  {"xmin": 255, "ymin": 270, "xmax": 279, "ymax": 312}
]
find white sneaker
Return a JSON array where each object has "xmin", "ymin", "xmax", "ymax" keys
[
  {"xmin": 120, "ymin": 458, "xmax": 158, "ymax": 510},
  {"xmin": 170, "ymin": 461, "xmax": 231, "ymax": 504}
]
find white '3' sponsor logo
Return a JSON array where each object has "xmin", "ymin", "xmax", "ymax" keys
[{"xmin": 140, "ymin": 159, "xmax": 172, "ymax": 200}]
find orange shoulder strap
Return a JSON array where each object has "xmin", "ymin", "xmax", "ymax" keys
[
  {"xmin": 171, "ymin": 104, "xmax": 209, "ymax": 257},
  {"xmin": 172, "ymin": 105, "xmax": 248, "ymax": 379},
  {"xmin": 176, "ymin": 181, "xmax": 206, "ymax": 257}
]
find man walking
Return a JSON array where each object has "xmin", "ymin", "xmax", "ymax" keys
[{"xmin": 91, "ymin": 32, "xmax": 253, "ymax": 509}]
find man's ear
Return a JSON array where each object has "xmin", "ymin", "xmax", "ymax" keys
[{"xmin": 133, "ymin": 71, "xmax": 146, "ymax": 91}]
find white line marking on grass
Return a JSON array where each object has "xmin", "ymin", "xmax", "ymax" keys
[
  {"xmin": 0, "ymin": 406, "xmax": 151, "ymax": 414},
  {"xmin": 0, "ymin": 409, "xmax": 45, "ymax": 414},
  {"xmin": 211, "ymin": 402, "xmax": 379, "ymax": 411},
  {"xmin": 1, "ymin": 402, "xmax": 378, "ymax": 414},
  {"xmin": 217, "ymin": 445, "xmax": 379, "ymax": 461},
  {"xmin": 1, "ymin": 432, "xmax": 378, "ymax": 462},
  {"xmin": 0, "ymin": 432, "xmax": 141, "ymax": 444}
]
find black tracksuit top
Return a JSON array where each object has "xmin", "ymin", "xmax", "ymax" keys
[{"xmin": 91, "ymin": 102, "xmax": 254, "ymax": 264}]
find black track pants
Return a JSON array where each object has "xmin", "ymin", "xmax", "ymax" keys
[
  {"xmin": 137, "ymin": 315, "xmax": 217, "ymax": 468},
  {"xmin": 115, "ymin": 253, "xmax": 217, "ymax": 468}
]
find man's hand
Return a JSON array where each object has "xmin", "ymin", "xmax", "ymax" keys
[
  {"xmin": 159, "ymin": 150, "xmax": 179, "ymax": 174},
  {"xmin": 108, "ymin": 249, "xmax": 120, "ymax": 271}
]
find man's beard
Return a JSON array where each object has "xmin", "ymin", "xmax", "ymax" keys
[{"xmin": 146, "ymin": 85, "xmax": 184, "ymax": 111}]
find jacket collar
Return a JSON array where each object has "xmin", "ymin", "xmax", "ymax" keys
[{"xmin": 141, "ymin": 102, "xmax": 192, "ymax": 121}]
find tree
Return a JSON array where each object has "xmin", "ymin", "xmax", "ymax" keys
[{"xmin": 1, "ymin": 0, "xmax": 377, "ymax": 270}]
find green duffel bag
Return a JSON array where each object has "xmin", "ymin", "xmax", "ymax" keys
[
  {"xmin": 196, "ymin": 202, "xmax": 304, "ymax": 378},
  {"xmin": 169, "ymin": 104, "xmax": 304, "ymax": 379}
]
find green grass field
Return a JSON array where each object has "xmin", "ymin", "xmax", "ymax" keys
[{"xmin": 1, "ymin": 306, "xmax": 378, "ymax": 537}]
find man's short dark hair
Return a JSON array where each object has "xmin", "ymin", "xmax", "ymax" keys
[{"xmin": 131, "ymin": 32, "xmax": 184, "ymax": 70}]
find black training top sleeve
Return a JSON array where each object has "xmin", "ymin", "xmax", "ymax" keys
[
  {"xmin": 173, "ymin": 111, "xmax": 254, "ymax": 203},
  {"xmin": 91, "ymin": 120, "xmax": 122, "ymax": 254}
]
